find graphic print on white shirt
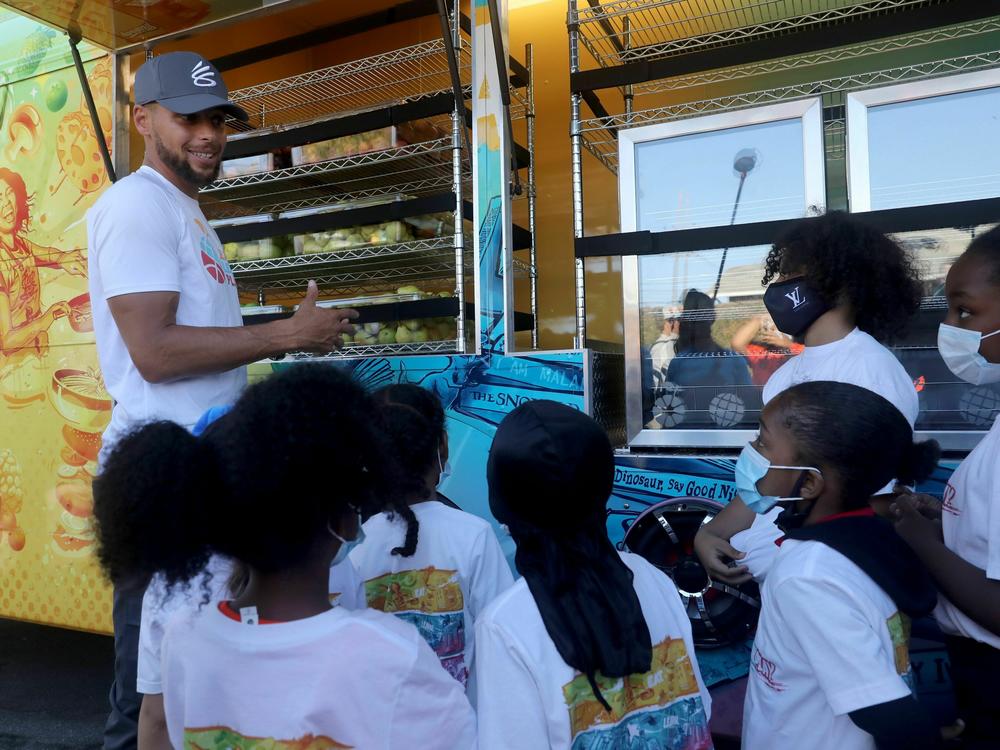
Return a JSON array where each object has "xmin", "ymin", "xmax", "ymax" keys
[
  {"xmin": 350, "ymin": 501, "xmax": 514, "ymax": 687},
  {"xmin": 562, "ymin": 635, "xmax": 712, "ymax": 750},
  {"xmin": 475, "ymin": 552, "xmax": 712, "ymax": 750},
  {"xmin": 86, "ymin": 165, "xmax": 245, "ymax": 461},
  {"xmin": 936, "ymin": 413, "xmax": 1000, "ymax": 649}
]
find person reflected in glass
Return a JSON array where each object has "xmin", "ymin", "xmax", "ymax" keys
[
  {"xmin": 731, "ymin": 313, "xmax": 805, "ymax": 387},
  {"xmin": 665, "ymin": 290, "xmax": 752, "ymax": 425}
]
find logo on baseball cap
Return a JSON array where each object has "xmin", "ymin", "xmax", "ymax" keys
[{"xmin": 134, "ymin": 51, "xmax": 249, "ymax": 122}]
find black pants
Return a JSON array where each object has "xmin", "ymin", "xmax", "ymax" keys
[
  {"xmin": 946, "ymin": 635, "xmax": 1000, "ymax": 748},
  {"xmin": 104, "ymin": 580, "xmax": 146, "ymax": 750}
]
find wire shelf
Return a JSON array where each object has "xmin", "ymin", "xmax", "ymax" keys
[
  {"xmin": 232, "ymin": 237, "xmax": 465, "ymax": 291},
  {"xmin": 277, "ymin": 340, "xmax": 460, "ymax": 360},
  {"xmin": 227, "ymin": 39, "xmax": 472, "ymax": 132},
  {"xmin": 627, "ymin": 16, "xmax": 1000, "ymax": 97},
  {"xmin": 572, "ymin": 0, "xmax": 936, "ymax": 68},
  {"xmin": 580, "ymin": 49, "xmax": 1000, "ymax": 173},
  {"xmin": 201, "ymin": 137, "xmax": 465, "ymax": 219}
]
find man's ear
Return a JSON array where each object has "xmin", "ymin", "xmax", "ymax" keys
[
  {"xmin": 799, "ymin": 469, "xmax": 824, "ymax": 501},
  {"xmin": 134, "ymin": 103, "xmax": 153, "ymax": 137}
]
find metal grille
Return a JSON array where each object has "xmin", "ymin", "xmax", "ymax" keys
[
  {"xmin": 628, "ymin": 16, "xmax": 1000, "ymax": 97},
  {"xmin": 227, "ymin": 40, "xmax": 471, "ymax": 131},
  {"xmin": 573, "ymin": 0, "xmax": 938, "ymax": 68},
  {"xmin": 201, "ymin": 137, "xmax": 465, "ymax": 219},
  {"xmin": 581, "ymin": 49, "xmax": 1000, "ymax": 173},
  {"xmin": 591, "ymin": 351, "xmax": 627, "ymax": 446}
]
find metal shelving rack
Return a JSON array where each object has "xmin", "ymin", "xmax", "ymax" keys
[
  {"xmin": 210, "ymin": 8, "xmax": 537, "ymax": 357},
  {"xmin": 568, "ymin": 0, "xmax": 1000, "ymax": 345}
]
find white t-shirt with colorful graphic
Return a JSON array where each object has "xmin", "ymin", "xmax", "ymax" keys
[
  {"xmin": 744, "ymin": 539, "xmax": 915, "ymax": 750},
  {"xmin": 474, "ymin": 551, "xmax": 713, "ymax": 750},
  {"xmin": 161, "ymin": 602, "xmax": 476, "ymax": 749},
  {"xmin": 87, "ymin": 165, "xmax": 245, "ymax": 462},
  {"xmin": 935, "ymin": 413, "xmax": 1000, "ymax": 649},
  {"xmin": 137, "ymin": 556, "xmax": 364, "ymax": 695},
  {"xmin": 350, "ymin": 500, "xmax": 514, "ymax": 688}
]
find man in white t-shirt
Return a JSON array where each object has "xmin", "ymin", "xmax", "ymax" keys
[{"xmin": 87, "ymin": 52, "xmax": 358, "ymax": 750}]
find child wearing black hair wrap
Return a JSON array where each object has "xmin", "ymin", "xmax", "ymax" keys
[{"xmin": 475, "ymin": 400, "xmax": 713, "ymax": 750}]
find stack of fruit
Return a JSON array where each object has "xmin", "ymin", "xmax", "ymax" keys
[
  {"xmin": 298, "ymin": 220, "xmax": 415, "ymax": 254},
  {"xmin": 224, "ymin": 235, "xmax": 294, "ymax": 262},
  {"xmin": 345, "ymin": 286, "xmax": 458, "ymax": 347}
]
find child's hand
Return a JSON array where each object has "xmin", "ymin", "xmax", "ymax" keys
[{"xmin": 891, "ymin": 494, "xmax": 943, "ymax": 547}]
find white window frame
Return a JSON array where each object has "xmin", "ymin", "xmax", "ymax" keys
[
  {"xmin": 618, "ymin": 98, "xmax": 827, "ymax": 448},
  {"xmin": 846, "ymin": 68, "xmax": 1000, "ymax": 212}
]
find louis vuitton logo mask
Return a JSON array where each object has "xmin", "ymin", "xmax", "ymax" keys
[{"xmin": 763, "ymin": 277, "xmax": 832, "ymax": 337}]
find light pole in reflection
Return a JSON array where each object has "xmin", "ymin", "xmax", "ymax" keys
[{"xmin": 712, "ymin": 148, "xmax": 758, "ymax": 300}]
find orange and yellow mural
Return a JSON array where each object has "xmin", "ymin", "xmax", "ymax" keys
[{"xmin": 0, "ymin": 10, "xmax": 114, "ymax": 632}]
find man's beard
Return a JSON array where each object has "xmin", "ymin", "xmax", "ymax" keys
[{"xmin": 153, "ymin": 133, "xmax": 220, "ymax": 188}]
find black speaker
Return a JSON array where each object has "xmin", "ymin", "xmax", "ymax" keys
[{"xmin": 623, "ymin": 496, "xmax": 760, "ymax": 648}]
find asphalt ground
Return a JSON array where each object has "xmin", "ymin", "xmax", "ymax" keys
[{"xmin": 0, "ymin": 617, "xmax": 111, "ymax": 750}]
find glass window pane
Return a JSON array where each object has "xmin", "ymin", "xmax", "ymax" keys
[
  {"xmin": 638, "ymin": 246, "xmax": 777, "ymax": 431},
  {"xmin": 635, "ymin": 118, "xmax": 809, "ymax": 232},
  {"xmin": 867, "ymin": 87, "xmax": 1000, "ymax": 210}
]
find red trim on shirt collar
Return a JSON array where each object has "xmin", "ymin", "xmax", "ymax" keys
[
  {"xmin": 218, "ymin": 600, "xmax": 282, "ymax": 624},
  {"xmin": 775, "ymin": 508, "xmax": 876, "ymax": 546}
]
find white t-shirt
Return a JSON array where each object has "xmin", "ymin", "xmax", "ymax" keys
[
  {"xmin": 935, "ymin": 413, "xmax": 1000, "ymax": 649},
  {"xmin": 762, "ymin": 327, "xmax": 918, "ymax": 427},
  {"xmin": 744, "ymin": 539, "xmax": 915, "ymax": 750},
  {"xmin": 138, "ymin": 556, "xmax": 365, "ymax": 695},
  {"xmin": 161, "ymin": 603, "xmax": 476, "ymax": 749},
  {"xmin": 350, "ymin": 500, "xmax": 514, "ymax": 687},
  {"xmin": 87, "ymin": 165, "xmax": 245, "ymax": 462},
  {"xmin": 731, "ymin": 507, "xmax": 783, "ymax": 582},
  {"xmin": 475, "ymin": 551, "xmax": 713, "ymax": 750}
]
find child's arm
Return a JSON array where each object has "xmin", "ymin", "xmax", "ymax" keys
[
  {"xmin": 849, "ymin": 696, "xmax": 942, "ymax": 749},
  {"xmin": 137, "ymin": 693, "xmax": 172, "ymax": 750},
  {"xmin": 894, "ymin": 495, "xmax": 1000, "ymax": 635}
]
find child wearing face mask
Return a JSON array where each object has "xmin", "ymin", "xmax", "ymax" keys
[
  {"xmin": 739, "ymin": 380, "xmax": 942, "ymax": 750},
  {"xmin": 349, "ymin": 384, "xmax": 514, "ymax": 691},
  {"xmin": 892, "ymin": 226, "xmax": 1000, "ymax": 748},
  {"xmin": 696, "ymin": 212, "xmax": 923, "ymax": 584},
  {"xmin": 93, "ymin": 366, "xmax": 475, "ymax": 749}
]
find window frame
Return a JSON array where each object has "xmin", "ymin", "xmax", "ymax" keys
[
  {"xmin": 846, "ymin": 68, "xmax": 1000, "ymax": 212},
  {"xmin": 619, "ymin": 98, "xmax": 827, "ymax": 448}
]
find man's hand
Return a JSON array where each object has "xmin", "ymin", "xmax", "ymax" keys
[
  {"xmin": 892, "ymin": 493, "xmax": 944, "ymax": 548},
  {"xmin": 694, "ymin": 526, "xmax": 751, "ymax": 585},
  {"xmin": 286, "ymin": 281, "xmax": 358, "ymax": 353}
]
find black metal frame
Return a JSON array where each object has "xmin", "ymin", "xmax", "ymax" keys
[{"xmin": 576, "ymin": 196, "xmax": 1000, "ymax": 259}]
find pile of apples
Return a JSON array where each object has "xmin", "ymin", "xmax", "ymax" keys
[{"xmin": 344, "ymin": 286, "xmax": 457, "ymax": 347}]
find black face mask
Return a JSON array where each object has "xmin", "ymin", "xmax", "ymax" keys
[
  {"xmin": 775, "ymin": 499, "xmax": 817, "ymax": 533},
  {"xmin": 763, "ymin": 277, "xmax": 832, "ymax": 337}
]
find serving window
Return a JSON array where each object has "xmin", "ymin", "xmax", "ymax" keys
[{"xmin": 620, "ymin": 100, "xmax": 826, "ymax": 447}]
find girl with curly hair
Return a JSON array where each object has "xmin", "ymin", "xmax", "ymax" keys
[
  {"xmin": 696, "ymin": 211, "xmax": 923, "ymax": 584},
  {"xmin": 350, "ymin": 384, "xmax": 513, "ymax": 689},
  {"xmin": 93, "ymin": 365, "xmax": 475, "ymax": 749}
]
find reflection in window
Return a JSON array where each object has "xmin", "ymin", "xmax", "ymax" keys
[
  {"xmin": 867, "ymin": 87, "xmax": 1000, "ymax": 210},
  {"xmin": 638, "ymin": 226, "xmax": 1000, "ymax": 432},
  {"xmin": 635, "ymin": 119, "xmax": 808, "ymax": 232}
]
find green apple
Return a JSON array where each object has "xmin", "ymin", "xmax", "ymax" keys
[
  {"xmin": 395, "ymin": 325, "xmax": 414, "ymax": 344},
  {"xmin": 377, "ymin": 328, "xmax": 396, "ymax": 345}
]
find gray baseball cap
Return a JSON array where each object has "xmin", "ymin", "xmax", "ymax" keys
[{"xmin": 134, "ymin": 51, "xmax": 249, "ymax": 122}]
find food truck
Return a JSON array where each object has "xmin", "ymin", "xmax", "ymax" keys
[{"xmin": 0, "ymin": 0, "xmax": 996, "ymax": 727}]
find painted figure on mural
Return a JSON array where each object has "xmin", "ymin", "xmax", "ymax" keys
[{"xmin": 0, "ymin": 167, "xmax": 86, "ymax": 399}]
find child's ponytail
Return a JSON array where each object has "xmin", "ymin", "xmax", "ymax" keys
[
  {"xmin": 93, "ymin": 421, "xmax": 224, "ymax": 587},
  {"xmin": 896, "ymin": 440, "xmax": 941, "ymax": 489}
]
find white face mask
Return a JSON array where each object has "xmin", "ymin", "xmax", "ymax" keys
[{"xmin": 938, "ymin": 323, "xmax": 1000, "ymax": 385}]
